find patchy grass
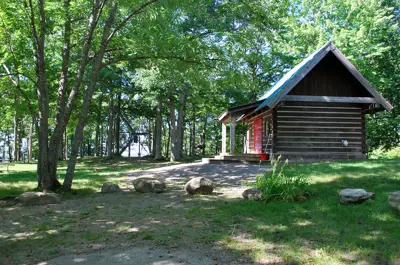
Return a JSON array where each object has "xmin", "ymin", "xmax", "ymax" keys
[
  {"xmin": 0, "ymin": 157, "xmax": 180, "ymax": 198},
  {"xmin": 0, "ymin": 159, "xmax": 399, "ymax": 265}
]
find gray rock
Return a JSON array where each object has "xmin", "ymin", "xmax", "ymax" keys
[
  {"xmin": 17, "ymin": 192, "xmax": 61, "ymax": 206},
  {"xmin": 133, "ymin": 178, "xmax": 166, "ymax": 193},
  {"xmin": 388, "ymin": 191, "xmax": 400, "ymax": 212},
  {"xmin": 339, "ymin": 188, "xmax": 375, "ymax": 204},
  {"xmin": 101, "ymin": 182, "xmax": 121, "ymax": 193},
  {"xmin": 185, "ymin": 177, "xmax": 214, "ymax": 195},
  {"xmin": 242, "ymin": 188, "xmax": 262, "ymax": 201}
]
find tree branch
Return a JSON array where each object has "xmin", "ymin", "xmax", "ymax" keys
[{"xmin": 106, "ymin": 0, "xmax": 160, "ymax": 43}]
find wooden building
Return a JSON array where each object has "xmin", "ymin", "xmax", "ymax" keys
[{"xmin": 217, "ymin": 42, "xmax": 392, "ymax": 162}]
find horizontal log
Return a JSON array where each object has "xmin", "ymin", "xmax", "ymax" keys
[
  {"xmin": 278, "ymin": 112, "xmax": 361, "ymax": 118},
  {"xmin": 281, "ymin": 101, "xmax": 365, "ymax": 108},
  {"xmin": 277, "ymin": 147, "xmax": 362, "ymax": 152},
  {"xmin": 278, "ymin": 122, "xmax": 361, "ymax": 128},
  {"xmin": 278, "ymin": 110, "xmax": 361, "ymax": 115},
  {"xmin": 278, "ymin": 127, "xmax": 362, "ymax": 133},
  {"xmin": 279, "ymin": 132, "xmax": 362, "ymax": 138},
  {"xmin": 277, "ymin": 136, "xmax": 362, "ymax": 142},
  {"xmin": 278, "ymin": 125, "xmax": 361, "ymax": 130},
  {"xmin": 282, "ymin": 95, "xmax": 378, "ymax": 104},
  {"xmin": 276, "ymin": 151, "xmax": 363, "ymax": 155},
  {"xmin": 280, "ymin": 105, "xmax": 361, "ymax": 110},
  {"xmin": 279, "ymin": 107, "xmax": 362, "ymax": 114},
  {"xmin": 277, "ymin": 141, "xmax": 362, "ymax": 145},
  {"xmin": 278, "ymin": 117, "xmax": 361, "ymax": 124}
]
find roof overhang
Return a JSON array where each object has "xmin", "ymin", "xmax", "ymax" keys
[{"xmin": 218, "ymin": 100, "xmax": 263, "ymax": 123}]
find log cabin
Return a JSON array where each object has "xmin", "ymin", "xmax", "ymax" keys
[{"xmin": 217, "ymin": 42, "xmax": 393, "ymax": 162}]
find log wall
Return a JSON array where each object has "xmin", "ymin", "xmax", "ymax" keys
[{"xmin": 275, "ymin": 101, "xmax": 367, "ymax": 160}]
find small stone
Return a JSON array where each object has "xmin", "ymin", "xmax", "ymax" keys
[
  {"xmin": 388, "ymin": 191, "xmax": 400, "ymax": 212},
  {"xmin": 339, "ymin": 188, "xmax": 375, "ymax": 204},
  {"xmin": 101, "ymin": 182, "xmax": 121, "ymax": 193},
  {"xmin": 242, "ymin": 188, "xmax": 262, "ymax": 201},
  {"xmin": 133, "ymin": 178, "xmax": 166, "ymax": 193},
  {"xmin": 16, "ymin": 192, "xmax": 61, "ymax": 206},
  {"xmin": 184, "ymin": 177, "xmax": 214, "ymax": 195}
]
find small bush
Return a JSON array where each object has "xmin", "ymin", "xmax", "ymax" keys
[
  {"xmin": 256, "ymin": 155, "xmax": 310, "ymax": 202},
  {"xmin": 369, "ymin": 146, "xmax": 400, "ymax": 159}
]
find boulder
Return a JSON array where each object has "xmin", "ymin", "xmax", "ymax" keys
[
  {"xmin": 101, "ymin": 182, "xmax": 121, "ymax": 193},
  {"xmin": 388, "ymin": 191, "xmax": 400, "ymax": 212},
  {"xmin": 185, "ymin": 177, "xmax": 214, "ymax": 195},
  {"xmin": 17, "ymin": 192, "xmax": 61, "ymax": 206},
  {"xmin": 133, "ymin": 178, "xmax": 166, "ymax": 193},
  {"xmin": 339, "ymin": 188, "xmax": 375, "ymax": 204},
  {"xmin": 242, "ymin": 188, "xmax": 262, "ymax": 201}
]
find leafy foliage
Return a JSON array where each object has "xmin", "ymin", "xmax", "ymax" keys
[{"xmin": 256, "ymin": 156, "xmax": 310, "ymax": 202}]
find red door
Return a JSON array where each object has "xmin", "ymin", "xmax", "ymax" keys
[{"xmin": 254, "ymin": 118, "xmax": 263, "ymax": 153}]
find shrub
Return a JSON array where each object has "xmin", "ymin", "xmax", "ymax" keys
[
  {"xmin": 369, "ymin": 146, "xmax": 400, "ymax": 159},
  {"xmin": 256, "ymin": 155, "xmax": 310, "ymax": 202}
]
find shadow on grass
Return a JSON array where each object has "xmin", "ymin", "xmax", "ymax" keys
[
  {"xmin": 0, "ymin": 157, "xmax": 181, "ymax": 199},
  {"xmin": 1, "ymin": 160, "xmax": 399, "ymax": 265}
]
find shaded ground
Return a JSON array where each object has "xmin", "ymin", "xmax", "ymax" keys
[{"xmin": 1, "ymin": 160, "xmax": 399, "ymax": 265}]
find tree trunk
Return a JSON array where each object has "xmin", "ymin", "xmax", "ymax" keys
[
  {"xmin": 115, "ymin": 91, "xmax": 121, "ymax": 155},
  {"xmin": 63, "ymin": 1, "xmax": 116, "ymax": 191},
  {"xmin": 165, "ymin": 119, "xmax": 171, "ymax": 159},
  {"xmin": 94, "ymin": 96, "xmax": 102, "ymax": 157},
  {"xmin": 148, "ymin": 119, "xmax": 153, "ymax": 156},
  {"xmin": 64, "ymin": 128, "xmax": 68, "ymax": 159},
  {"xmin": 28, "ymin": 118, "xmax": 34, "ymax": 163},
  {"xmin": 100, "ymin": 121, "xmax": 104, "ymax": 157},
  {"xmin": 154, "ymin": 98, "xmax": 162, "ymax": 160},
  {"xmin": 28, "ymin": 0, "xmax": 60, "ymax": 189},
  {"xmin": 169, "ymin": 91, "xmax": 186, "ymax": 161},
  {"xmin": 107, "ymin": 95, "xmax": 114, "ymax": 157},
  {"xmin": 202, "ymin": 116, "xmax": 207, "ymax": 156},
  {"xmin": 169, "ymin": 97, "xmax": 177, "ymax": 161},
  {"xmin": 13, "ymin": 111, "xmax": 19, "ymax": 161},
  {"xmin": 46, "ymin": 0, "xmax": 102, "ymax": 188},
  {"xmin": 191, "ymin": 114, "xmax": 196, "ymax": 156}
]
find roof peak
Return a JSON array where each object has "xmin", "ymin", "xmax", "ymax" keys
[{"xmin": 255, "ymin": 42, "xmax": 392, "ymax": 112}]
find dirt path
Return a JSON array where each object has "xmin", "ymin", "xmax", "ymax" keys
[
  {"xmin": 1, "ymin": 162, "xmax": 269, "ymax": 265},
  {"xmin": 127, "ymin": 161, "xmax": 268, "ymax": 188}
]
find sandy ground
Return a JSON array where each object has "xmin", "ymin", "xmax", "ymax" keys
[{"xmin": 1, "ymin": 162, "xmax": 269, "ymax": 265}]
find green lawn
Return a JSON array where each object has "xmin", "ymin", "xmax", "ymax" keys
[
  {"xmin": 0, "ymin": 157, "xmax": 179, "ymax": 199},
  {"xmin": 0, "ymin": 159, "xmax": 399, "ymax": 264},
  {"xmin": 207, "ymin": 160, "xmax": 400, "ymax": 264}
]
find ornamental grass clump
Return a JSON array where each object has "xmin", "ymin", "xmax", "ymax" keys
[{"xmin": 256, "ymin": 155, "xmax": 310, "ymax": 202}]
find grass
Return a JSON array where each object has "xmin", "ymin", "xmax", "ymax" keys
[
  {"xmin": 0, "ymin": 156, "xmax": 181, "ymax": 198},
  {"xmin": 213, "ymin": 160, "xmax": 400, "ymax": 264},
  {"xmin": 0, "ymin": 159, "xmax": 399, "ymax": 264}
]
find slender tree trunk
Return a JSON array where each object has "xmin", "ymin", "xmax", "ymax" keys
[
  {"xmin": 63, "ymin": 2, "xmax": 116, "ymax": 191},
  {"xmin": 100, "ymin": 121, "xmax": 104, "ymax": 157},
  {"xmin": 165, "ymin": 119, "xmax": 171, "ymax": 159},
  {"xmin": 148, "ymin": 119, "xmax": 153, "ymax": 156},
  {"xmin": 87, "ymin": 136, "xmax": 91, "ymax": 156},
  {"xmin": 107, "ymin": 95, "xmax": 114, "ymax": 157},
  {"xmin": 94, "ymin": 96, "xmax": 102, "ymax": 157},
  {"xmin": 202, "ymin": 116, "xmax": 207, "ymax": 156},
  {"xmin": 115, "ymin": 91, "xmax": 121, "ymax": 155},
  {"xmin": 7, "ymin": 131, "xmax": 11, "ymax": 160},
  {"xmin": 28, "ymin": 118, "xmax": 34, "ymax": 163},
  {"xmin": 64, "ymin": 128, "xmax": 68, "ymax": 159},
  {"xmin": 13, "ymin": 110, "xmax": 19, "ymax": 161},
  {"xmin": 169, "ymin": 97, "xmax": 177, "ymax": 161},
  {"xmin": 191, "ymin": 113, "xmax": 196, "ymax": 156},
  {"xmin": 155, "ymin": 98, "xmax": 162, "ymax": 160},
  {"xmin": 58, "ymin": 137, "xmax": 63, "ymax": 160}
]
